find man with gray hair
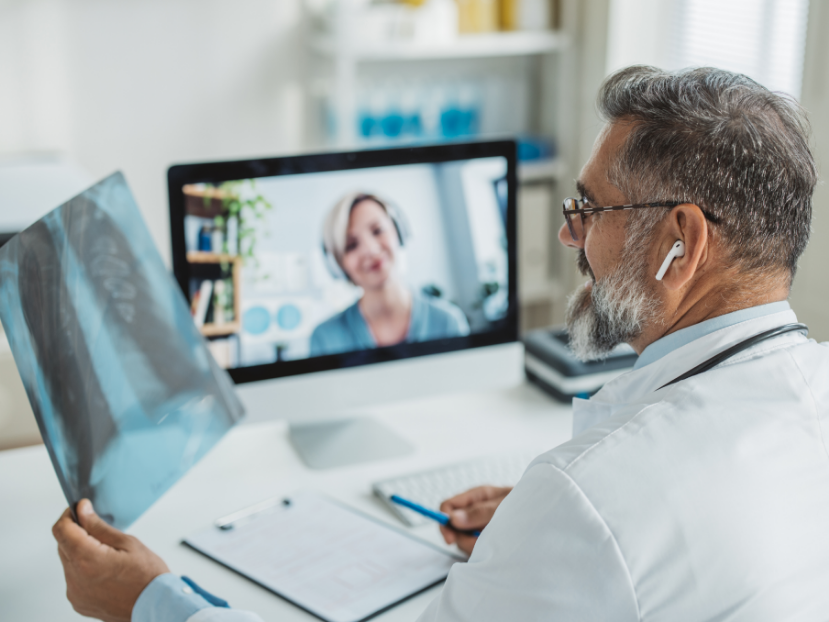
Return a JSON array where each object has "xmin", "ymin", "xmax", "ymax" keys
[{"xmin": 53, "ymin": 66, "xmax": 829, "ymax": 622}]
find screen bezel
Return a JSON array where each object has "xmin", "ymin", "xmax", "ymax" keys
[{"xmin": 167, "ymin": 140, "xmax": 518, "ymax": 385}]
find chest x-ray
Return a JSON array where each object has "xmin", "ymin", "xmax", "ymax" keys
[{"xmin": 0, "ymin": 172, "xmax": 243, "ymax": 529}]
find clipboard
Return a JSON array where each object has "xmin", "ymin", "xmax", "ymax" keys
[{"xmin": 184, "ymin": 492, "xmax": 463, "ymax": 622}]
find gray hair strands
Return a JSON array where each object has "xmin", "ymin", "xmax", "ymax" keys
[{"xmin": 597, "ymin": 66, "xmax": 817, "ymax": 280}]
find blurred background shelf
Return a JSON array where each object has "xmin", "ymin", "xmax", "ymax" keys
[
  {"xmin": 310, "ymin": 30, "xmax": 569, "ymax": 61},
  {"xmin": 201, "ymin": 321, "xmax": 242, "ymax": 337},
  {"xmin": 186, "ymin": 251, "xmax": 241, "ymax": 265},
  {"xmin": 185, "ymin": 251, "xmax": 242, "ymax": 339}
]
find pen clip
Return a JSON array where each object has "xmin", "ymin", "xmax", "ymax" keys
[{"xmin": 215, "ymin": 497, "xmax": 291, "ymax": 530}]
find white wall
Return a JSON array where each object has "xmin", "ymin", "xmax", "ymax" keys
[
  {"xmin": 606, "ymin": 0, "xmax": 810, "ymax": 98},
  {"xmin": 0, "ymin": 0, "xmax": 308, "ymax": 264},
  {"xmin": 605, "ymin": 0, "xmax": 675, "ymax": 74}
]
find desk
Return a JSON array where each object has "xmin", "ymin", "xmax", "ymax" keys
[{"xmin": 0, "ymin": 382, "xmax": 571, "ymax": 622}]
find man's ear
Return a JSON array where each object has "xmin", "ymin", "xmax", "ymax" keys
[{"xmin": 658, "ymin": 204, "xmax": 709, "ymax": 291}]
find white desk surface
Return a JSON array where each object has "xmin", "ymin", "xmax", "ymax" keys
[{"xmin": 0, "ymin": 382, "xmax": 572, "ymax": 622}]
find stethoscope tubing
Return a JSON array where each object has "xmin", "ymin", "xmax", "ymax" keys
[{"xmin": 658, "ymin": 323, "xmax": 809, "ymax": 391}]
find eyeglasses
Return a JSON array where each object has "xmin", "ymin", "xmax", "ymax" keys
[{"xmin": 562, "ymin": 197, "xmax": 682, "ymax": 241}]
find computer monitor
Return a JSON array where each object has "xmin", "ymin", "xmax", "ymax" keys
[{"xmin": 168, "ymin": 141, "xmax": 522, "ymax": 468}]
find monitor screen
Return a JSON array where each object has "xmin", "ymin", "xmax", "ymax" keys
[{"xmin": 168, "ymin": 141, "xmax": 517, "ymax": 384}]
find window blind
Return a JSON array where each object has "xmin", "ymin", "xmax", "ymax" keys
[{"xmin": 667, "ymin": 0, "xmax": 810, "ymax": 98}]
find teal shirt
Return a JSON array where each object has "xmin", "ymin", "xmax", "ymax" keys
[{"xmin": 309, "ymin": 294, "xmax": 470, "ymax": 357}]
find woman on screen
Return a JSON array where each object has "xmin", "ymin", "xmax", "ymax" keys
[{"xmin": 310, "ymin": 192, "xmax": 470, "ymax": 357}]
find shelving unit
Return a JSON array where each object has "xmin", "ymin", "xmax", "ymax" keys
[
  {"xmin": 182, "ymin": 183, "xmax": 244, "ymax": 339},
  {"xmin": 182, "ymin": 184, "xmax": 233, "ymax": 218},
  {"xmin": 186, "ymin": 251, "xmax": 242, "ymax": 338},
  {"xmin": 310, "ymin": 30, "xmax": 569, "ymax": 61},
  {"xmin": 309, "ymin": 5, "xmax": 571, "ymax": 148},
  {"xmin": 201, "ymin": 323, "xmax": 241, "ymax": 338}
]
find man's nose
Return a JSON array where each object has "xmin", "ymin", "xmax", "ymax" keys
[{"xmin": 558, "ymin": 220, "xmax": 584, "ymax": 249}]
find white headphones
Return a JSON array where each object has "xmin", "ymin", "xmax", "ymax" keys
[{"xmin": 655, "ymin": 240, "xmax": 685, "ymax": 281}]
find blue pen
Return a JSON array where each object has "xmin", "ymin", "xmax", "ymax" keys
[{"xmin": 390, "ymin": 494, "xmax": 481, "ymax": 537}]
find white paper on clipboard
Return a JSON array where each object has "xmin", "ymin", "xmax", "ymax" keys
[{"xmin": 184, "ymin": 492, "xmax": 462, "ymax": 622}]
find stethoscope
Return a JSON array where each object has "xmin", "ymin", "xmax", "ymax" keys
[{"xmin": 658, "ymin": 323, "xmax": 809, "ymax": 391}]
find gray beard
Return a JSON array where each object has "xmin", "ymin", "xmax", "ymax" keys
[{"xmin": 565, "ymin": 249, "xmax": 663, "ymax": 361}]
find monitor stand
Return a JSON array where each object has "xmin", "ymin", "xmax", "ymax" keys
[{"xmin": 288, "ymin": 417, "xmax": 414, "ymax": 469}]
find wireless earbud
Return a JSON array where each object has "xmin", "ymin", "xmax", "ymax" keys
[{"xmin": 655, "ymin": 240, "xmax": 685, "ymax": 281}]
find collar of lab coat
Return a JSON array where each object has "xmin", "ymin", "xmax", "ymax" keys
[{"xmin": 571, "ymin": 308, "xmax": 801, "ymax": 436}]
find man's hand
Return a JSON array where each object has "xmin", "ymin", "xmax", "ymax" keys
[
  {"xmin": 439, "ymin": 486, "xmax": 512, "ymax": 555},
  {"xmin": 52, "ymin": 499, "xmax": 170, "ymax": 622}
]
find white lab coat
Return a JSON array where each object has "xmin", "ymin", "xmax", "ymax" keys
[{"xmin": 186, "ymin": 309, "xmax": 829, "ymax": 622}]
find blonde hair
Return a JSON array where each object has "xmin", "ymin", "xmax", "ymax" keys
[{"xmin": 322, "ymin": 192, "xmax": 409, "ymax": 271}]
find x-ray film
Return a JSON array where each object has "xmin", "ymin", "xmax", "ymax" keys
[{"xmin": 0, "ymin": 172, "xmax": 244, "ymax": 529}]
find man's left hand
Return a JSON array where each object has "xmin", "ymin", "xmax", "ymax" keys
[
  {"xmin": 439, "ymin": 485, "xmax": 512, "ymax": 554},
  {"xmin": 52, "ymin": 498, "xmax": 170, "ymax": 622}
]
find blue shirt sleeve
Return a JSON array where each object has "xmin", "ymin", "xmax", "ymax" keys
[{"xmin": 132, "ymin": 574, "xmax": 213, "ymax": 622}]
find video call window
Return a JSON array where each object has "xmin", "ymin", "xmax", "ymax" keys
[{"xmin": 176, "ymin": 153, "xmax": 512, "ymax": 372}]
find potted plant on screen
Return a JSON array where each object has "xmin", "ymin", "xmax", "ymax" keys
[{"xmin": 205, "ymin": 179, "xmax": 272, "ymax": 267}]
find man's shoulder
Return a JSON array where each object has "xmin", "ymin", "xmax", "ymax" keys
[
  {"xmin": 534, "ymin": 337, "xmax": 829, "ymax": 478},
  {"xmin": 517, "ymin": 339, "xmax": 829, "ymax": 620},
  {"xmin": 530, "ymin": 400, "xmax": 669, "ymax": 475}
]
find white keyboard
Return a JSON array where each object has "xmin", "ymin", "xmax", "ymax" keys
[{"xmin": 373, "ymin": 450, "xmax": 541, "ymax": 527}]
